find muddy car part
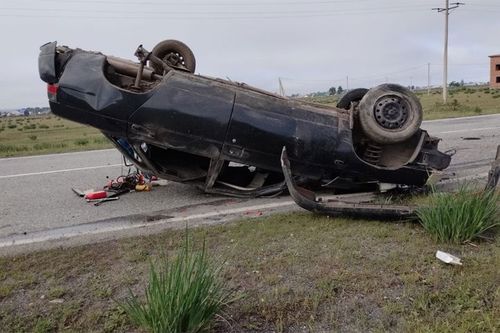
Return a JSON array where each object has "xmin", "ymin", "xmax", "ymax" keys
[
  {"xmin": 486, "ymin": 145, "xmax": 500, "ymax": 190},
  {"xmin": 150, "ymin": 39, "xmax": 196, "ymax": 74},
  {"xmin": 281, "ymin": 147, "xmax": 417, "ymax": 219},
  {"xmin": 336, "ymin": 88, "xmax": 368, "ymax": 110},
  {"xmin": 38, "ymin": 40, "xmax": 451, "ymax": 198},
  {"xmin": 358, "ymin": 84, "xmax": 423, "ymax": 144}
]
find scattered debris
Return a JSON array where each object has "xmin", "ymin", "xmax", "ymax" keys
[
  {"xmin": 84, "ymin": 191, "xmax": 107, "ymax": 200},
  {"xmin": 48, "ymin": 298, "xmax": 65, "ymax": 304},
  {"xmin": 87, "ymin": 197, "xmax": 120, "ymax": 206},
  {"xmin": 436, "ymin": 250, "xmax": 462, "ymax": 266},
  {"xmin": 72, "ymin": 170, "xmax": 156, "ymax": 206},
  {"xmin": 485, "ymin": 145, "xmax": 500, "ymax": 191}
]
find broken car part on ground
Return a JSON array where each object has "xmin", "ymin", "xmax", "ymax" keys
[{"xmin": 39, "ymin": 39, "xmax": 455, "ymax": 217}]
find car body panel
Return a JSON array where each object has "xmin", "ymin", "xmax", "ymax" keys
[{"xmin": 39, "ymin": 42, "xmax": 452, "ymax": 197}]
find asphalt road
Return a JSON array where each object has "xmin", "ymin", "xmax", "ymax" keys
[{"xmin": 0, "ymin": 114, "xmax": 498, "ymax": 252}]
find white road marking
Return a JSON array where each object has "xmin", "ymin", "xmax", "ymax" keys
[
  {"xmin": 438, "ymin": 126, "xmax": 500, "ymax": 134},
  {"xmin": 0, "ymin": 164, "xmax": 122, "ymax": 179},
  {"xmin": 0, "ymin": 201, "xmax": 297, "ymax": 247},
  {"xmin": 0, "ymin": 148, "xmax": 116, "ymax": 162},
  {"xmin": 423, "ymin": 113, "xmax": 500, "ymax": 123}
]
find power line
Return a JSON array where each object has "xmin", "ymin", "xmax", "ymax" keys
[
  {"xmin": 38, "ymin": 0, "xmax": 437, "ymax": 6},
  {"xmin": 0, "ymin": 7, "xmax": 432, "ymax": 20},
  {"xmin": 0, "ymin": 5, "xmax": 434, "ymax": 16}
]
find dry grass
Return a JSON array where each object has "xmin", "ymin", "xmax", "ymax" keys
[
  {"xmin": 1, "ymin": 213, "xmax": 498, "ymax": 332},
  {"xmin": 0, "ymin": 115, "xmax": 112, "ymax": 157}
]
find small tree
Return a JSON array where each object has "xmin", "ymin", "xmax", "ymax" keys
[
  {"xmin": 328, "ymin": 87, "xmax": 336, "ymax": 96},
  {"xmin": 337, "ymin": 86, "xmax": 344, "ymax": 94}
]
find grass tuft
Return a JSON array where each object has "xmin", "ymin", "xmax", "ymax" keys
[
  {"xmin": 417, "ymin": 187, "xmax": 499, "ymax": 243},
  {"xmin": 74, "ymin": 138, "xmax": 89, "ymax": 146},
  {"xmin": 118, "ymin": 234, "xmax": 232, "ymax": 333}
]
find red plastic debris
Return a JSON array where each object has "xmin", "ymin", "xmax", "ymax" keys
[{"xmin": 84, "ymin": 191, "xmax": 107, "ymax": 200}]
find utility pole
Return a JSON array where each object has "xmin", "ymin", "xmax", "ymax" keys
[
  {"xmin": 432, "ymin": 1, "xmax": 464, "ymax": 104},
  {"xmin": 346, "ymin": 75, "xmax": 349, "ymax": 90},
  {"xmin": 427, "ymin": 62, "xmax": 431, "ymax": 95},
  {"xmin": 278, "ymin": 77, "xmax": 285, "ymax": 97}
]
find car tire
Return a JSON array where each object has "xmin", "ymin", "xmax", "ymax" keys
[
  {"xmin": 358, "ymin": 84, "xmax": 422, "ymax": 144},
  {"xmin": 150, "ymin": 39, "xmax": 196, "ymax": 74},
  {"xmin": 336, "ymin": 88, "xmax": 368, "ymax": 110}
]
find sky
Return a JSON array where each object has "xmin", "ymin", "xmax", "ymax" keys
[{"xmin": 0, "ymin": 0, "xmax": 499, "ymax": 108}]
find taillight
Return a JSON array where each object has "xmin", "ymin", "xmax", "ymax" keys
[{"xmin": 47, "ymin": 83, "xmax": 58, "ymax": 102}]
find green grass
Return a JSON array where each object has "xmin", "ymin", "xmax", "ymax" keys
[
  {"xmin": 417, "ymin": 187, "xmax": 499, "ymax": 244},
  {"xmin": 0, "ymin": 213, "xmax": 498, "ymax": 332},
  {"xmin": 0, "ymin": 114, "xmax": 112, "ymax": 157},
  {"xmin": 119, "ymin": 235, "xmax": 232, "ymax": 333}
]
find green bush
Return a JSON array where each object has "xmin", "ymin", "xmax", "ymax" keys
[
  {"xmin": 38, "ymin": 124, "xmax": 50, "ymax": 129},
  {"xmin": 0, "ymin": 144, "xmax": 29, "ymax": 153},
  {"xmin": 33, "ymin": 142, "xmax": 67, "ymax": 150},
  {"xmin": 93, "ymin": 137, "xmax": 109, "ymax": 144},
  {"xmin": 417, "ymin": 187, "xmax": 499, "ymax": 243},
  {"xmin": 29, "ymin": 135, "xmax": 37, "ymax": 141},
  {"xmin": 7, "ymin": 124, "xmax": 17, "ymax": 129},
  {"xmin": 119, "ymin": 235, "xmax": 232, "ymax": 333},
  {"xmin": 74, "ymin": 138, "xmax": 89, "ymax": 146}
]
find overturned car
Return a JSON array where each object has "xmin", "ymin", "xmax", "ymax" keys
[{"xmin": 38, "ymin": 40, "xmax": 452, "ymax": 214}]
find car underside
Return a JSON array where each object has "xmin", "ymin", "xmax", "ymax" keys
[{"xmin": 38, "ymin": 40, "xmax": 452, "ymax": 212}]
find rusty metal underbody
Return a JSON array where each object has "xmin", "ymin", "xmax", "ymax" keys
[{"xmin": 281, "ymin": 145, "xmax": 500, "ymax": 219}]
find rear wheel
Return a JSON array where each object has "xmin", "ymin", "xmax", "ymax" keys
[
  {"xmin": 358, "ymin": 84, "xmax": 422, "ymax": 144},
  {"xmin": 150, "ymin": 39, "xmax": 196, "ymax": 74},
  {"xmin": 337, "ymin": 88, "xmax": 368, "ymax": 110}
]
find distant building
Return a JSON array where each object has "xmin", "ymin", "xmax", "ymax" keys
[{"xmin": 489, "ymin": 54, "xmax": 500, "ymax": 88}]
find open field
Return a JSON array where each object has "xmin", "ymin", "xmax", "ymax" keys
[
  {"xmin": 0, "ymin": 115, "xmax": 112, "ymax": 157},
  {"xmin": 1, "ymin": 213, "xmax": 498, "ymax": 332},
  {"xmin": 305, "ymin": 86, "xmax": 500, "ymax": 120}
]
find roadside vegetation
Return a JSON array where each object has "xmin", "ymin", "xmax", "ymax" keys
[
  {"xmin": 119, "ymin": 235, "xmax": 232, "ymax": 333},
  {"xmin": 1, "ymin": 212, "xmax": 498, "ymax": 332},
  {"xmin": 417, "ymin": 187, "xmax": 499, "ymax": 244},
  {"xmin": 0, "ymin": 115, "xmax": 112, "ymax": 157}
]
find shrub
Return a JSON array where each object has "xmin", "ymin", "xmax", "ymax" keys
[
  {"xmin": 29, "ymin": 135, "xmax": 37, "ymax": 141},
  {"xmin": 0, "ymin": 144, "xmax": 29, "ymax": 153},
  {"xmin": 417, "ymin": 187, "xmax": 499, "ymax": 243},
  {"xmin": 119, "ymin": 235, "xmax": 232, "ymax": 333},
  {"xmin": 474, "ymin": 106, "xmax": 482, "ymax": 114},
  {"xmin": 33, "ymin": 142, "xmax": 67, "ymax": 150},
  {"xmin": 93, "ymin": 137, "xmax": 109, "ymax": 144},
  {"xmin": 74, "ymin": 138, "xmax": 89, "ymax": 146},
  {"xmin": 7, "ymin": 124, "xmax": 17, "ymax": 129},
  {"xmin": 38, "ymin": 124, "xmax": 50, "ymax": 129}
]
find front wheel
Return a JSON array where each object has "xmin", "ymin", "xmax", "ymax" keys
[
  {"xmin": 149, "ymin": 39, "xmax": 196, "ymax": 74},
  {"xmin": 358, "ymin": 84, "xmax": 422, "ymax": 144}
]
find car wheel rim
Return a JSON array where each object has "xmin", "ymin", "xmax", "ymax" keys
[{"xmin": 374, "ymin": 95, "xmax": 410, "ymax": 130}]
